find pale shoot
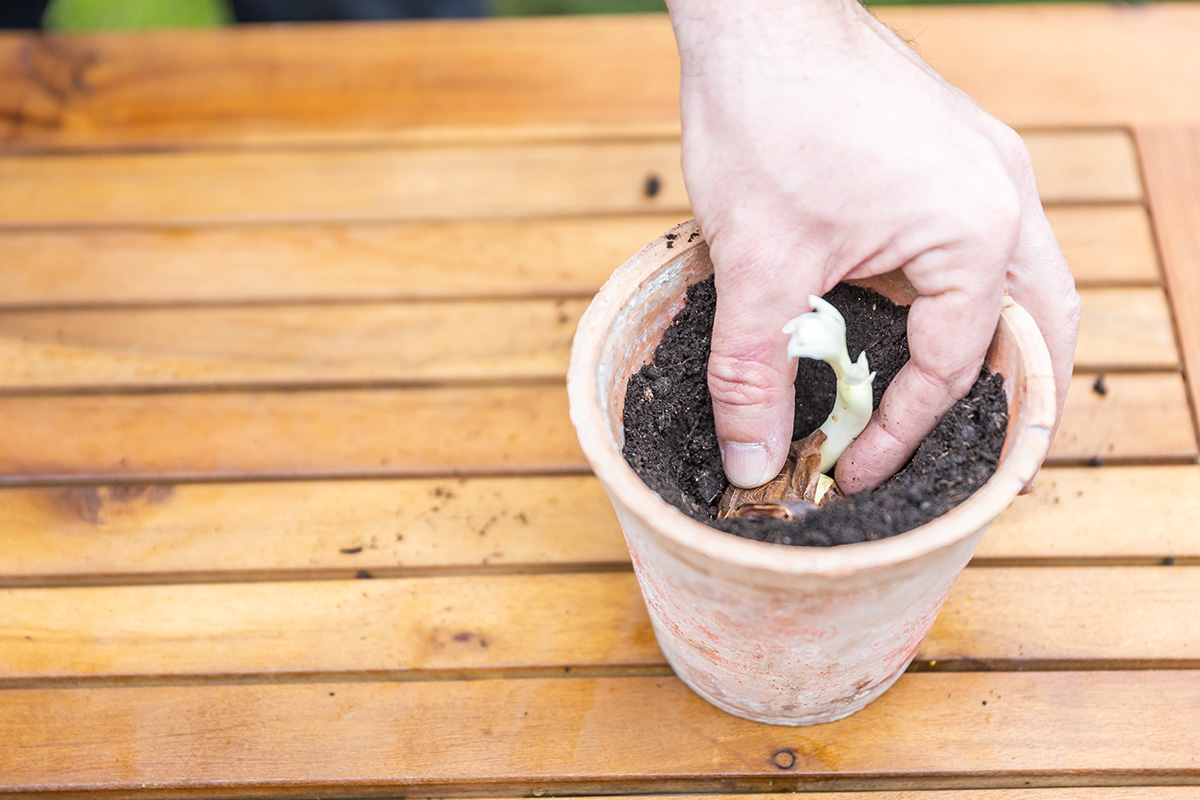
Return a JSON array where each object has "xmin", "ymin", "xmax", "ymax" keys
[{"xmin": 782, "ymin": 296, "xmax": 876, "ymax": 474}]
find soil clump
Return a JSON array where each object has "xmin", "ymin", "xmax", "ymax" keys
[{"xmin": 622, "ymin": 278, "xmax": 1008, "ymax": 546}]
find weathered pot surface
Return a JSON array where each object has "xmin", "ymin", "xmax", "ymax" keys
[{"xmin": 567, "ymin": 219, "xmax": 1056, "ymax": 725}]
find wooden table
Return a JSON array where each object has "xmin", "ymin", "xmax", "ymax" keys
[{"xmin": 1, "ymin": 6, "xmax": 1199, "ymax": 797}]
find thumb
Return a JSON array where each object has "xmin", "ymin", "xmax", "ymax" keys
[{"xmin": 707, "ymin": 275, "xmax": 802, "ymax": 488}]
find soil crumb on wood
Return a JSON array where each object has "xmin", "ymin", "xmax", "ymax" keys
[{"xmin": 621, "ymin": 277, "xmax": 1008, "ymax": 546}]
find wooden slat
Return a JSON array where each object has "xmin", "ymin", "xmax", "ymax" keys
[
  {"xmin": 0, "ymin": 16, "xmax": 685, "ymax": 153},
  {"xmin": 1022, "ymin": 130, "xmax": 1142, "ymax": 203},
  {"xmin": 979, "ymin": 466, "xmax": 1200, "ymax": 562},
  {"xmin": 0, "ymin": 286, "xmax": 1167, "ymax": 390},
  {"xmin": 0, "ymin": 216, "xmax": 682, "ymax": 308},
  {"xmin": 0, "ymin": 373, "xmax": 1189, "ymax": 484},
  {"xmin": 920, "ymin": 567, "xmax": 1200, "ymax": 665},
  {"xmin": 0, "ymin": 141, "xmax": 690, "ymax": 227},
  {"xmin": 0, "ymin": 386, "xmax": 585, "ymax": 484},
  {"xmin": 1137, "ymin": 127, "xmax": 1200, "ymax": 436},
  {"xmin": 3, "ymin": 7, "xmax": 1200, "ymax": 156},
  {"xmin": 1074, "ymin": 287, "xmax": 1178, "ymax": 372},
  {"xmin": 0, "ymin": 477, "xmax": 629, "ymax": 582},
  {"xmin": 1050, "ymin": 373, "xmax": 1198, "ymax": 463},
  {"xmin": 0, "ymin": 206, "xmax": 1151, "ymax": 309},
  {"xmin": 1, "ymin": 466, "xmax": 1197, "ymax": 583},
  {"xmin": 0, "ymin": 299, "xmax": 588, "ymax": 389},
  {"xmin": 436, "ymin": 793, "xmax": 1200, "ymax": 800},
  {"xmin": 3, "ymin": 568, "xmax": 1198, "ymax": 682},
  {"xmin": 1045, "ymin": 205, "xmax": 1160, "ymax": 286},
  {"xmin": 2, "ymin": 672, "xmax": 1198, "ymax": 794},
  {"xmin": 0, "ymin": 133, "xmax": 1138, "ymax": 229},
  {"xmin": 0, "ymin": 574, "xmax": 660, "ymax": 682}
]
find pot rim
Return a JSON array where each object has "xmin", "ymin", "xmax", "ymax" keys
[{"xmin": 567, "ymin": 219, "xmax": 1057, "ymax": 577}]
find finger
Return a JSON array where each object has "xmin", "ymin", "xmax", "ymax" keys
[
  {"xmin": 707, "ymin": 250, "xmax": 816, "ymax": 488},
  {"xmin": 1006, "ymin": 204, "xmax": 1081, "ymax": 490},
  {"xmin": 1008, "ymin": 195, "xmax": 1081, "ymax": 439},
  {"xmin": 836, "ymin": 252, "xmax": 1006, "ymax": 492}
]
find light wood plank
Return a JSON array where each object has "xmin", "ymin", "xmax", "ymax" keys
[
  {"xmin": 921, "ymin": 567, "xmax": 1200, "ymax": 665},
  {"xmin": 0, "ymin": 141, "xmax": 690, "ymax": 227},
  {"xmin": 0, "ymin": 299, "xmax": 588, "ymax": 389},
  {"xmin": 1023, "ymin": 131, "xmax": 1142, "ymax": 203},
  {"xmin": 2, "ymin": 673, "xmax": 1198, "ymax": 794},
  {"xmin": 0, "ymin": 574, "xmax": 660, "ymax": 682},
  {"xmin": 3, "ymin": 7, "xmax": 1200, "ymax": 156},
  {"xmin": 0, "ymin": 215, "xmax": 682, "ymax": 307},
  {"xmin": 0, "ymin": 16, "xmax": 684, "ymax": 153},
  {"xmin": 1050, "ymin": 373, "xmax": 1198, "ymax": 463},
  {"xmin": 1074, "ymin": 287, "xmax": 1178, "ymax": 372},
  {"xmin": 0, "ymin": 477, "xmax": 629, "ymax": 582},
  {"xmin": 3, "ymin": 568, "xmax": 1197, "ymax": 681},
  {"xmin": 0, "ymin": 386, "xmax": 585, "ymax": 484},
  {"xmin": 0, "ymin": 373, "xmax": 1189, "ymax": 483},
  {"xmin": 0, "ymin": 206, "xmax": 1151, "ymax": 309},
  {"xmin": 453, "ymin": 793, "xmax": 1200, "ymax": 800},
  {"xmin": 1, "ymin": 467, "xmax": 1197, "ymax": 583},
  {"xmin": 980, "ymin": 466, "xmax": 1200, "ymax": 561},
  {"xmin": 1137, "ymin": 127, "xmax": 1200, "ymax": 438},
  {"xmin": 0, "ymin": 286, "xmax": 1167, "ymax": 390},
  {"xmin": 1045, "ymin": 205, "xmax": 1160, "ymax": 286},
  {"xmin": 0, "ymin": 133, "xmax": 1140, "ymax": 229}
]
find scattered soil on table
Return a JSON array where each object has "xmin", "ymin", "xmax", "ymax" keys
[{"xmin": 621, "ymin": 278, "xmax": 1008, "ymax": 546}]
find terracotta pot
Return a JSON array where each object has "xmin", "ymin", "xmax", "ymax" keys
[{"xmin": 567, "ymin": 219, "xmax": 1056, "ymax": 726}]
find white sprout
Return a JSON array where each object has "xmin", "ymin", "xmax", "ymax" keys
[{"xmin": 782, "ymin": 295, "xmax": 876, "ymax": 473}]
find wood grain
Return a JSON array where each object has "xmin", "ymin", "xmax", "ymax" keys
[
  {"xmin": 1050, "ymin": 373, "xmax": 1198, "ymax": 463},
  {"xmin": 1137, "ymin": 127, "xmax": 1200, "ymax": 436},
  {"xmin": 432, "ymin": 793, "xmax": 1200, "ymax": 800},
  {"xmin": 3, "ymin": 7, "xmax": 1200, "ymax": 155},
  {"xmin": 0, "ymin": 298, "xmax": 589, "ymax": 389},
  {"xmin": 1022, "ymin": 130, "xmax": 1142, "ymax": 203},
  {"xmin": 3, "ymin": 568, "xmax": 1197, "ymax": 682},
  {"xmin": 0, "ymin": 206, "xmax": 1151, "ymax": 310},
  {"xmin": 0, "ymin": 16, "xmax": 684, "ymax": 153},
  {"xmin": 0, "ymin": 215, "xmax": 683, "ymax": 308},
  {"xmin": 0, "ymin": 141, "xmax": 690, "ymax": 227},
  {"xmin": 0, "ymin": 287, "xmax": 1169, "ymax": 390},
  {"xmin": 0, "ymin": 466, "xmax": 1196, "ymax": 583},
  {"xmin": 0, "ymin": 372, "xmax": 1190, "ymax": 483},
  {"xmin": 0, "ymin": 477, "xmax": 629, "ymax": 582},
  {"xmin": 0, "ymin": 386, "xmax": 585, "ymax": 483},
  {"xmin": 1073, "ymin": 287, "xmax": 1178, "ymax": 372},
  {"xmin": 0, "ymin": 133, "xmax": 1138, "ymax": 228},
  {"xmin": 1045, "ymin": 205, "xmax": 1160, "ymax": 286},
  {"xmin": 977, "ymin": 466, "xmax": 1200, "ymax": 562},
  {"xmin": 2, "ymin": 672, "xmax": 1198, "ymax": 794}
]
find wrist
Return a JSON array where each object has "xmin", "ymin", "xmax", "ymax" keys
[{"xmin": 665, "ymin": 0, "xmax": 870, "ymax": 70}]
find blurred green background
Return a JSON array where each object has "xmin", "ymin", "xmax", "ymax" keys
[
  {"xmin": 43, "ymin": 0, "xmax": 668, "ymax": 31},
  {"xmin": 43, "ymin": 0, "xmax": 1044, "ymax": 32}
]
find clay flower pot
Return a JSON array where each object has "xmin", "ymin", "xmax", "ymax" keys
[{"xmin": 567, "ymin": 219, "xmax": 1055, "ymax": 726}]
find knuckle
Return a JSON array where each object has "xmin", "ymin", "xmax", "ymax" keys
[
  {"xmin": 913, "ymin": 359, "xmax": 979, "ymax": 408},
  {"xmin": 996, "ymin": 123, "xmax": 1035, "ymax": 174},
  {"xmin": 707, "ymin": 352, "xmax": 790, "ymax": 410},
  {"xmin": 1061, "ymin": 286, "xmax": 1084, "ymax": 335}
]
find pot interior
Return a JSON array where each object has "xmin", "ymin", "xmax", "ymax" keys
[
  {"xmin": 599, "ymin": 242, "xmax": 715, "ymax": 449},
  {"xmin": 600, "ymin": 244, "xmax": 1026, "ymax": 470}
]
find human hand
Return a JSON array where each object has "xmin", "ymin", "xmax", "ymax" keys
[{"xmin": 665, "ymin": 0, "xmax": 1081, "ymax": 491}]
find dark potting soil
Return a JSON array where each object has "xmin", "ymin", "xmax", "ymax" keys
[{"xmin": 621, "ymin": 278, "xmax": 1008, "ymax": 546}]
